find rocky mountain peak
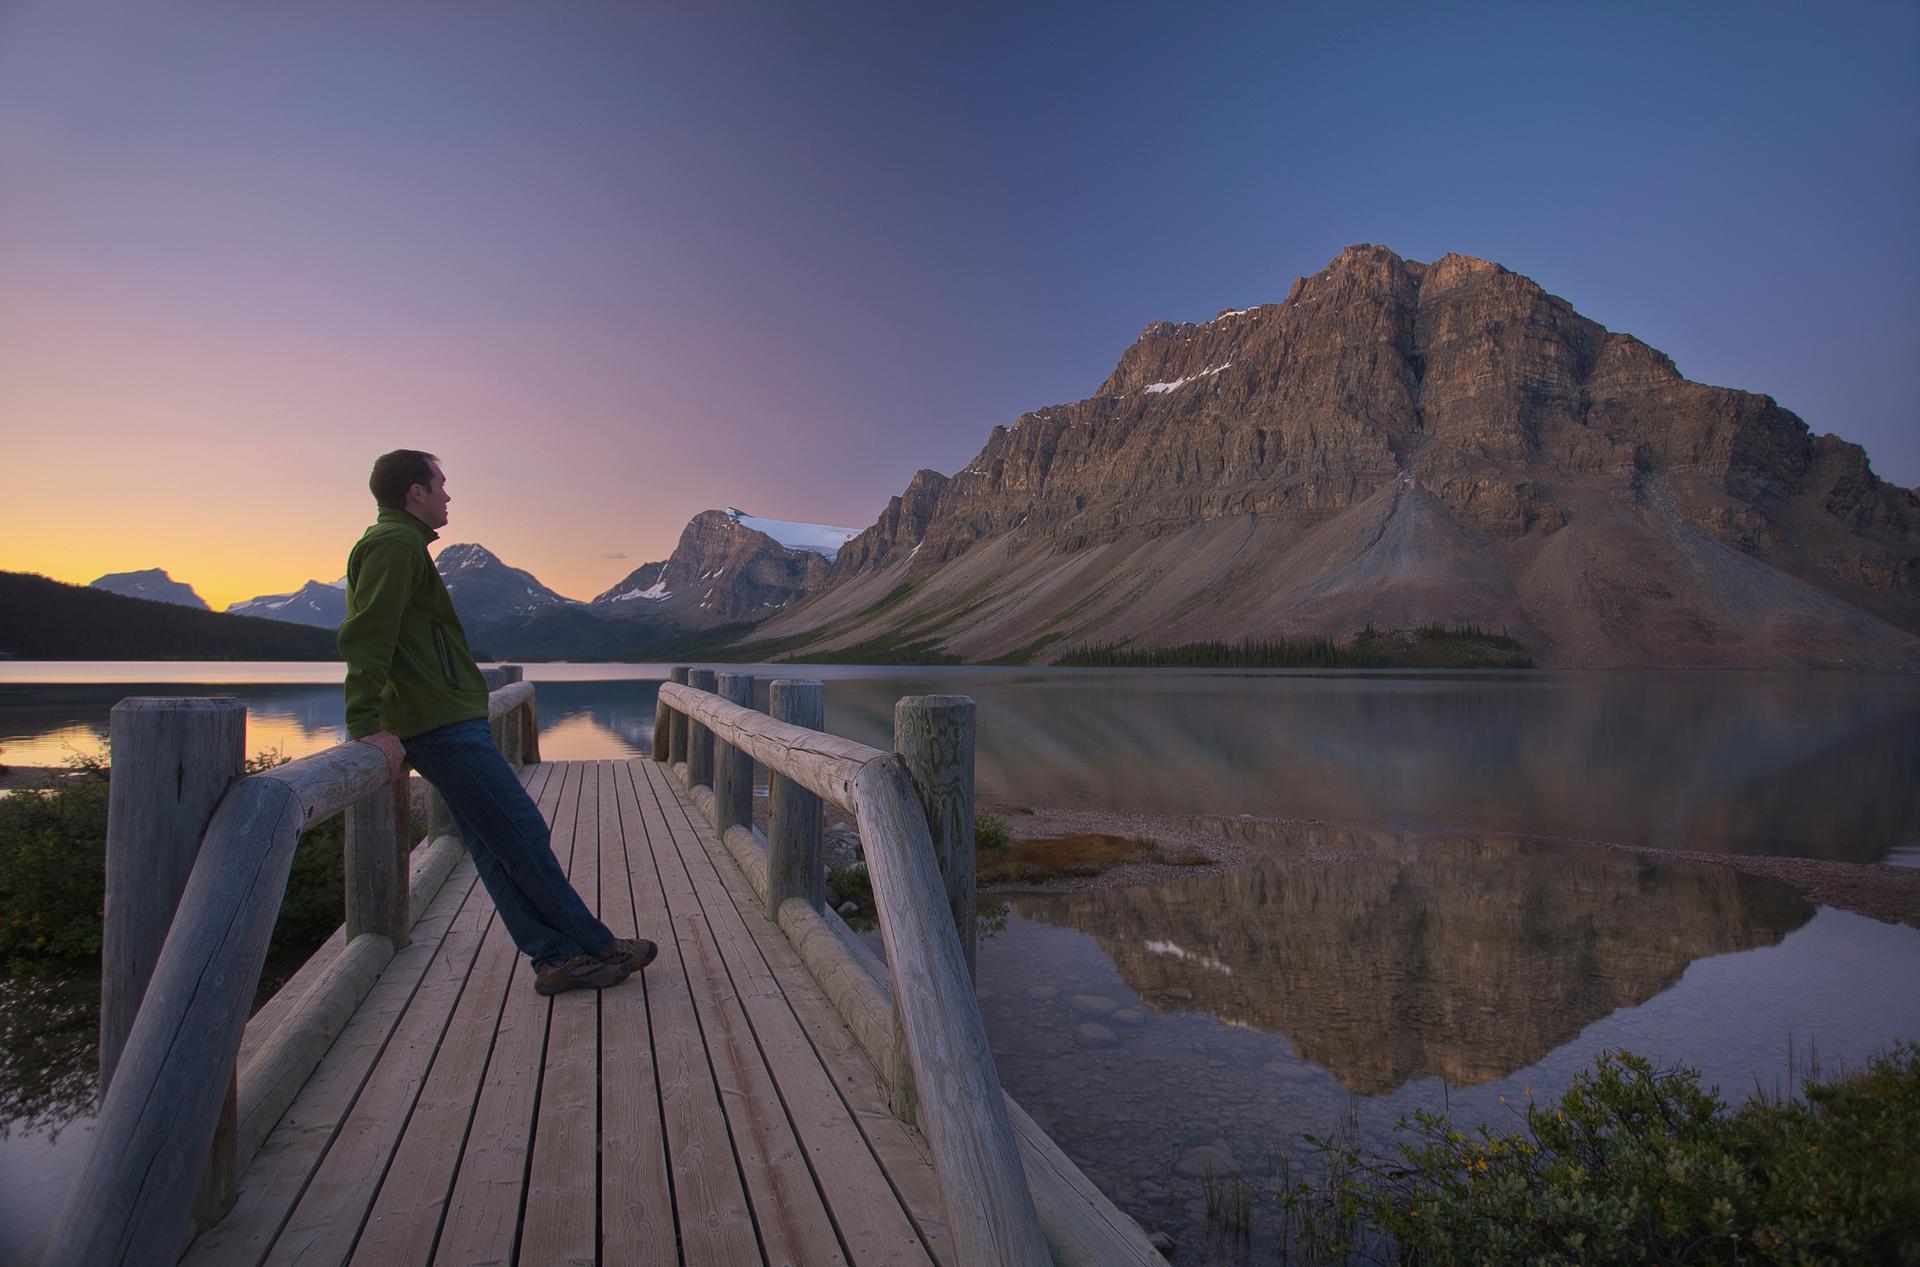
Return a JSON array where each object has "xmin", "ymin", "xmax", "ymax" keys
[
  {"xmin": 753, "ymin": 243, "xmax": 1920, "ymax": 668},
  {"xmin": 90, "ymin": 567, "xmax": 210, "ymax": 611},
  {"xmin": 591, "ymin": 507, "xmax": 834, "ymax": 630}
]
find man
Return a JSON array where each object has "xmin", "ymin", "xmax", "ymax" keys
[{"xmin": 338, "ymin": 449, "xmax": 654, "ymax": 996}]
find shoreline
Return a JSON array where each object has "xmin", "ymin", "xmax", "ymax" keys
[{"xmin": 977, "ymin": 801, "xmax": 1920, "ymax": 930}]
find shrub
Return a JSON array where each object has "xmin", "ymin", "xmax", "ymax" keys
[
  {"xmin": 976, "ymin": 812, "xmax": 1011, "ymax": 852},
  {"xmin": 827, "ymin": 861, "xmax": 872, "ymax": 914},
  {"xmin": 0, "ymin": 748, "xmax": 378, "ymax": 973},
  {"xmin": 1278, "ymin": 1044, "xmax": 1920, "ymax": 1265}
]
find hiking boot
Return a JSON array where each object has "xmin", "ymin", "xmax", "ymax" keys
[
  {"xmin": 600, "ymin": 937, "xmax": 658, "ymax": 973},
  {"xmin": 535, "ymin": 953, "xmax": 630, "ymax": 996}
]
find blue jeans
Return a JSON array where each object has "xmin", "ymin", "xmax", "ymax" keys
[{"xmin": 403, "ymin": 718, "xmax": 613, "ymax": 969}]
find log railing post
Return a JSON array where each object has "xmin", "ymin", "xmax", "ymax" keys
[
  {"xmin": 713, "ymin": 673, "xmax": 755, "ymax": 836},
  {"xmin": 894, "ymin": 695, "xmax": 978, "ymax": 980},
  {"xmin": 651, "ymin": 683, "xmax": 671, "ymax": 762},
  {"xmin": 102, "ymin": 696, "xmax": 247, "ymax": 1227},
  {"xmin": 495, "ymin": 665, "xmax": 524, "ymax": 762},
  {"xmin": 767, "ymin": 680, "xmax": 825, "ymax": 919},
  {"xmin": 667, "ymin": 666, "xmax": 691, "ymax": 766},
  {"xmin": 685, "ymin": 669, "xmax": 716, "ymax": 789},
  {"xmin": 344, "ymin": 775, "xmax": 411, "ymax": 950}
]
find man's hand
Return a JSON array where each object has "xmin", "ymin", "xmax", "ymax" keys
[{"xmin": 357, "ymin": 732, "xmax": 408, "ymax": 782}]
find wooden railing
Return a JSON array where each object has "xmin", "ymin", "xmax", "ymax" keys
[
  {"xmin": 652, "ymin": 672, "xmax": 1055, "ymax": 1267},
  {"xmin": 44, "ymin": 673, "xmax": 539, "ymax": 1266}
]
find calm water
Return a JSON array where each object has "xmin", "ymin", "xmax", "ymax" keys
[{"xmin": 3, "ymin": 662, "xmax": 1918, "ymax": 1260}]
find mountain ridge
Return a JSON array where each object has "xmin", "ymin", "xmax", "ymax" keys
[{"xmin": 748, "ymin": 244, "xmax": 1919, "ymax": 668}]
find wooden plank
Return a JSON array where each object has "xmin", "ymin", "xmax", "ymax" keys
[
  {"xmin": 517, "ymin": 762, "xmax": 604, "ymax": 1265},
  {"xmin": 238, "ymin": 766, "xmax": 561, "ymax": 1267},
  {"xmin": 431, "ymin": 761, "xmax": 580, "ymax": 1265},
  {"xmin": 609, "ymin": 760, "xmax": 761, "ymax": 1267},
  {"xmin": 180, "ymin": 853, "xmax": 488, "ymax": 1266},
  {"xmin": 346, "ymin": 763, "xmax": 563, "ymax": 1266},
  {"xmin": 631, "ymin": 761, "xmax": 846, "ymax": 1267},
  {"xmin": 597, "ymin": 761, "xmax": 676, "ymax": 1266},
  {"xmin": 658, "ymin": 682, "xmax": 879, "ymax": 814},
  {"xmin": 260, "ymin": 860, "xmax": 497, "ymax": 1264},
  {"xmin": 642, "ymin": 760, "xmax": 938, "ymax": 1267}
]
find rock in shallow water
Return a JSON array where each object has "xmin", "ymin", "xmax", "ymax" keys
[{"xmin": 1076, "ymin": 1023, "xmax": 1118, "ymax": 1047}]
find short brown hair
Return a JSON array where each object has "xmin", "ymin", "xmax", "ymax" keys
[{"xmin": 369, "ymin": 450, "xmax": 439, "ymax": 509}]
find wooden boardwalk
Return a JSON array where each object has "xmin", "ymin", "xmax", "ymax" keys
[{"xmin": 183, "ymin": 759, "xmax": 952, "ymax": 1267}]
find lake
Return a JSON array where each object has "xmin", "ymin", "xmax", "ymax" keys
[{"xmin": 3, "ymin": 662, "xmax": 1918, "ymax": 1261}]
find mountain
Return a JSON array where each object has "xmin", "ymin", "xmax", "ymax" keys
[
  {"xmin": 589, "ymin": 508, "xmax": 848, "ymax": 632},
  {"xmin": 747, "ymin": 245, "xmax": 1920, "ymax": 668},
  {"xmin": 1, "ymin": 571, "xmax": 339, "ymax": 660},
  {"xmin": 90, "ymin": 568, "xmax": 209, "ymax": 611},
  {"xmin": 224, "ymin": 543, "xmax": 579, "ymax": 636},
  {"xmin": 434, "ymin": 543, "xmax": 580, "ymax": 628},
  {"xmin": 226, "ymin": 579, "xmax": 347, "ymax": 629}
]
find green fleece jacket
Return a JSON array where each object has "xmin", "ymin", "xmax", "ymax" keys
[{"xmin": 338, "ymin": 509, "xmax": 489, "ymax": 740}]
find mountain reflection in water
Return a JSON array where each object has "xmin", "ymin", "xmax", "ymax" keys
[{"xmin": 1007, "ymin": 827, "xmax": 1814, "ymax": 1093}]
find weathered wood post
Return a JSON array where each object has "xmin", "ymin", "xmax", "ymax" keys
[
  {"xmin": 101, "ymin": 696, "xmax": 247, "ymax": 1225},
  {"xmin": 344, "ymin": 774, "xmax": 411, "ymax": 950},
  {"xmin": 713, "ymin": 673, "xmax": 755, "ymax": 836},
  {"xmin": 495, "ymin": 665, "xmax": 525, "ymax": 762},
  {"xmin": 651, "ymin": 683, "xmax": 671, "ymax": 762},
  {"xmin": 667, "ymin": 666, "xmax": 691, "ymax": 766},
  {"xmin": 894, "ymin": 695, "xmax": 978, "ymax": 979},
  {"xmin": 767, "ymin": 680, "xmax": 825, "ymax": 918},
  {"xmin": 685, "ymin": 669, "xmax": 716, "ymax": 789}
]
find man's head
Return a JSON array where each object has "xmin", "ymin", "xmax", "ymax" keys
[{"xmin": 369, "ymin": 449, "xmax": 451, "ymax": 530}]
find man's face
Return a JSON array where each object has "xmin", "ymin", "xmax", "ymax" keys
[{"xmin": 407, "ymin": 461, "xmax": 451, "ymax": 530}]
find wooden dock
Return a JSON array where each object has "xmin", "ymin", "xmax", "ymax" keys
[
  {"xmin": 184, "ymin": 758, "xmax": 950, "ymax": 1266},
  {"xmin": 44, "ymin": 673, "xmax": 1162, "ymax": 1266}
]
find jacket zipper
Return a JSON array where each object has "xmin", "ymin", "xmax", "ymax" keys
[{"xmin": 431, "ymin": 623, "xmax": 459, "ymax": 689}]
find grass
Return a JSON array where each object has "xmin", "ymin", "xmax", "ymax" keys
[{"xmin": 975, "ymin": 832, "xmax": 1158, "ymax": 885}]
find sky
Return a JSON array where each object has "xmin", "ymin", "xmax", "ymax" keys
[{"xmin": 2, "ymin": 1, "xmax": 1915, "ymax": 610}]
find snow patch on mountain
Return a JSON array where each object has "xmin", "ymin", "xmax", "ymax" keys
[{"xmin": 725, "ymin": 508, "xmax": 861, "ymax": 560}]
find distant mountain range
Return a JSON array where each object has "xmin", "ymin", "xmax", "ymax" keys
[
  {"xmin": 90, "ymin": 568, "xmax": 209, "ymax": 610},
  {"xmin": 53, "ymin": 249, "xmax": 1920, "ymax": 667},
  {"xmin": 125, "ymin": 511, "xmax": 863, "ymax": 661},
  {"xmin": 4, "ymin": 571, "xmax": 338, "ymax": 660},
  {"xmin": 226, "ymin": 578, "xmax": 348, "ymax": 627}
]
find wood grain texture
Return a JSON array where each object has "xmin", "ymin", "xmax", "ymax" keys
[
  {"xmin": 713, "ymin": 672, "xmax": 756, "ymax": 837},
  {"xmin": 236, "ymin": 932, "xmax": 395, "ymax": 1167},
  {"xmin": 668, "ymin": 666, "xmax": 691, "ymax": 765},
  {"xmin": 658, "ymin": 681, "xmax": 882, "ymax": 814},
  {"xmin": 241, "ymin": 832, "xmax": 462, "ymax": 1074},
  {"xmin": 344, "ymin": 776, "xmax": 411, "ymax": 948},
  {"xmin": 180, "ymin": 855, "xmax": 487, "ymax": 1267},
  {"xmin": 892, "ymin": 697, "xmax": 976, "ymax": 981},
  {"xmin": 101, "ymin": 696, "xmax": 248, "ymax": 1091},
  {"xmin": 685, "ymin": 668, "xmax": 717, "ymax": 791},
  {"xmin": 768, "ymin": 680, "xmax": 826, "ymax": 919},
  {"xmin": 432, "ymin": 762, "xmax": 579, "ymax": 1265},
  {"xmin": 618, "ymin": 761, "xmax": 763, "ymax": 1267},
  {"xmin": 518, "ymin": 762, "xmax": 603, "ymax": 1265},
  {"xmin": 597, "ymin": 760, "xmax": 677, "ymax": 1266},
  {"xmin": 850, "ymin": 757, "xmax": 1049, "ymax": 1266},
  {"xmin": 48, "ymin": 774, "xmax": 306, "ymax": 1265},
  {"xmin": 647, "ymin": 761, "xmax": 938, "ymax": 1266}
]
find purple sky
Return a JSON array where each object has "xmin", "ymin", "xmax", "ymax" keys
[{"xmin": 2, "ymin": 2, "xmax": 1915, "ymax": 606}]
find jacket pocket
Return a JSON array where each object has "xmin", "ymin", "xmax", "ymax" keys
[{"xmin": 430, "ymin": 622, "xmax": 459, "ymax": 689}]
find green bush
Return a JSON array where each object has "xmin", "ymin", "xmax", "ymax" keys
[
  {"xmin": 0, "ymin": 756, "xmax": 110, "ymax": 965},
  {"xmin": 826, "ymin": 861, "xmax": 872, "ymax": 913},
  {"xmin": 0, "ymin": 749, "xmax": 373, "ymax": 973},
  {"xmin": 1279, "ymin": 1045, "xmax": 1920, "ymax": 1265},
  {"xmin": 976, "ymin": 812, "xmax": 1011, "ymax": 852}
]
